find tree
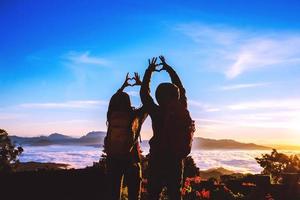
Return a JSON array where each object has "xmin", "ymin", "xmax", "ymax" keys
[
  {"xmin": 255, "ymin": 149, "xmax": 300, "ymax": 183},
  {"xmin": 0, "ymin": 129, "xmax": 23, "ymax": 172},
  {"xmin": 184, "ymin": 156, "xmax": 200, "ymax": 178}
]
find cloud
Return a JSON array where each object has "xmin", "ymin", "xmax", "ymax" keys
[
  {"xmin": 225, "ymin": 37, "xmax": 300, "ymax": 78},
  {"xmin": 219, "ymin": 82, "xmax": 270, "ymax": 91},
  {"xmin": 19, "ymin": 100, "xmax": 108, "ymax": 109},
  {"xmin": 188, "ymin": 100, "xmax": 220, "ymax": 112},
  {"xmin": 0, "ymin": 113, "xmax": 26, "ymax": 120},
  {"xmin": 193, "ymin": 118, "xmax": 227, "ymax": 124},
  {"xmin": 230, "ymin": 111, "xmax": 300, "ymax": 132},
  {"xmin": 227, "ymin": 98, "xmax": 300, "ymax": 110},
  {"xmin": 66, "ymin": 51, "xmax": 109, "ymax": 66},
  {"xmin": 126, "ymin": 91, "xmax": 139, "ymax": 97},
  {"xmin": 176, "ymin": 23, "xmax": 240, "ymax": 45},
  {"xmin": 194, "ymin": 109, "xmax": 300, "ymax": 135},
  {"xmin": 190, "ymin": 97, "xmax": 300, "ymax": 138},
  {"xmin": 177, "ymin": 23, "xmax": 300, "ymax": 79},
  {"xmin": 63, "ymin": 51, "xmax": 111, "ymax": 84}
]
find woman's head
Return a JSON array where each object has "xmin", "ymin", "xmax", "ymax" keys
[
  {"xmin": 155, "ymin": 82, "xmax": 180, "ymax": 107},
  {"xmin": 107, "ymin": 91, "xmax": 132, "ymax": 120}
]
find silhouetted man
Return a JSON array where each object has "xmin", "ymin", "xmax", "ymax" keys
[{"xmin": 140, "ymin": 56, "xmax": 194, "ymax": 200}]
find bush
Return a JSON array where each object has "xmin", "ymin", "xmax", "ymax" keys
[
  {"xmin": 0, "ymin": 129, "xmax": 23, "ymax": 172},
  {"xmin": 255, "ymin": 149, "xmax": 300, "ymax": 183},
  {"xmin": 184, "ymin": 156, "xmax": 200, "ymax": 178},
  {"xmin": 181, "ymin": 176, "xmax": 245, "ymax": 200}
]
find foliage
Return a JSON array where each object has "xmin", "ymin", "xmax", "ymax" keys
[
  {"xmin": 180, "ymin": 177, "xmax": 245, "ymax": 200},
  {"xmin": 255, "ymin": 149, "xmax": 300, "ymax": 183},
  {"xmin": 0, "ymin": 129, "xmax": 23, "ymax": 172},
  {"xmin": 92, "ymin": 153, "xmax": 107, "ymax": 172},
  {"xmin": 184, "ymin": 156, "xmax": 200, "ymax": 178}
]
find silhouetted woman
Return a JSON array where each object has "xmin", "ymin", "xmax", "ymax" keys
[{"xmin": 104, "ymin": 73, "xmax": 147, "ymax": 200}]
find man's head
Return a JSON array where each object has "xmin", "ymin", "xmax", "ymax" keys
[{"xmin": 155, "ymin": 82, "xmax": 180, "ymax": 107}]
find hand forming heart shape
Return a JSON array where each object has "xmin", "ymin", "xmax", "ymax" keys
[
  {"xmin": 123, "ymin": 72, "xmax": 142, "ymax": 87},
  {"xmin": 127, "ymin": 77, "xmax": 137, "ymax": 86},
  {"xmin": 154, "ymin": 63, "xmax": 165, "ymax": 72}
]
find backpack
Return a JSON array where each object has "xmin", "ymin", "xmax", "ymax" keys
[
  {"xmin": 105, "ymin": 111, "xmax": 139, "ymax": 158},
  {"xmin": 163, "ymin": 101, "xmax": 195, "ymax": 159}
]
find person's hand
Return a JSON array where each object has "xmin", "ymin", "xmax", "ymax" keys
[
  {"xmin": 159, "ymin": 55, "xmax": 167, "ymax": 65},
  {"xmin": 122, "ymin": 72, "xmax": 131, "ymax": 88},
  {"xmin": 132, "ymin": 72, "xmax": 142, "ymax": 86},
  {"xmin": 158, "ymin": 55, "xmax": 170, "ymax": 71},
  {"xmin": 148, "ymin": 57, "xmax": 159, "ymax": 71}
]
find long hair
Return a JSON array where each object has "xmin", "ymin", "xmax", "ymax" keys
[{"xmin": 106, "ymin": 91, "xmax": 132, "ymax": 125}]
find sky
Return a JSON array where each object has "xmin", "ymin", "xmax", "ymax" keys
[{"xmin": 0, "ymin": 0, "xmax": 300, "ymax": 145}]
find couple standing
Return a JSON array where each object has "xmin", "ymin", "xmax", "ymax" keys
[{"xmin": 104, "ymin": 56, "xmax": 195, "ymax": 200}]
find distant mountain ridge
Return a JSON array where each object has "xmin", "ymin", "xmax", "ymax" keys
[
  {"xmin": 48, "ymin": 133, "xmax": 72, "ymax": 140},
  {"xmin": 10, "ymin": 132, "xmax": 271, "ymax": 150},
  {"xmin": 10, "ymin": 131, "xmax": 106, "ymax": 147},
  {"xmin": 192, "ymin": 137, "xmax": 270, "ymax": 150}
]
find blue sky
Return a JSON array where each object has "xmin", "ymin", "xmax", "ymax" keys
[{"xmin": 1, "ymin": 0, "xmax": 300, "ymax": 145}]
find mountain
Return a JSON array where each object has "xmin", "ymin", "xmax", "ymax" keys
[
  {"xmin": 140, "ymin": 137, "xmax": 270, "ymax": 150},
  {"xmin": 78, "ymin": 131, "xmax": 106, "ymax": 146},
  {"xmin": 48, "ymin": 133, "xmax": 73, "ymax": 140},
  {"xmin": 192, "ymin": 137, "xmax": 270, "ymax": 150},
  {"xmin": 10, "ymin": 133, "xmax": 270, "ymax": 150},
  {"xmin": 199, "ymin": 167, "xmax": 243, "ymax": 179},
  {"xmin": 10, "ymin": 131, "xmax": 106, "ymax": 147}
]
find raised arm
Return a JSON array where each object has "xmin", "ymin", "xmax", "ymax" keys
[
  {"xmin": 159, "ymin": 56, "xmax": 187, "ymax": 108},
  {"xmin": 117, "ymin": 72, "xmax": 131, "ymax": 92},
  {"xmin": 132, "ymin": 72, "xmax": 149, "ymax": 123},
  {"xmin": 140, "ymin": 57, "xmax": 159, "ymax": 114}
]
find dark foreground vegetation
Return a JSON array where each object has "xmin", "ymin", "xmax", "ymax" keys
[
  {"xmin": 1, "ymin": 154, "xmax": 299, "ymax": 200},
  {"xmin": 1, "ymin": 167, "xmax": 108, "ymax": 199},
  {"xmin": 1, "ymin": 129, "xmax": 300, "ymax": 200}
]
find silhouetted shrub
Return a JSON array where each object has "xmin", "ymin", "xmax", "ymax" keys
[
  {"xmin": 181, "ymin": 176, "xmax": 245, "ymax": 200},
  {"xmin": 92, "ymin": 153, "xmax": 107, "ymax": 173},
  {"xmin": 255, "ymin": 149, "xmax": 300, "ymax": 183},
  {"xmin": 0, "ymin": 129, "xmax": 23, "ymax": 172},
  {"xmin": 184, "ymin": 155, "xmax": 200, "ymax": 178}
]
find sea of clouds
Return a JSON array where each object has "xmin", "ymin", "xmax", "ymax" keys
[{"xmin": 19, "ymin": 145, "xmax": 300, "ymax": 173}]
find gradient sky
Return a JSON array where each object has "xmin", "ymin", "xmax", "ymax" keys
[{"xmin": 1, "ymin": 0, "xmax": 300, "ymax": 145}]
